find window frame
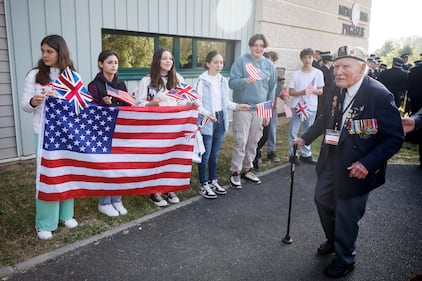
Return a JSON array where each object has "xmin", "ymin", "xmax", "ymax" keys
[{"xmin": 102, "ymin": 29, "xmax": 235, "ymax": 80}]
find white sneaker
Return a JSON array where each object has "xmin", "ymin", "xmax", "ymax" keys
[
  {"xmin": 209, "ymin": 180, "xmax": 227, "ymax": 195},
  {"xmin": 242, "ymin": 170, "xmax": 261, "ymax": 184},
  {"xmin": 166, "ymin": 192, "xmax": 180, "ymax": 204},
  {"xmin": 229, "ymin": 173, "xmax": 242, "ymax": 189},
  {"xmin": 61, "ymin": 218, "xmax": 78, "ymax": 228},
  {"xmin": 36, "ymin": 226, "xmax": 52, "ymax": 240},
  {"xmin": 112, "ymin": 202, "xmax": 128, "ymax": 215},
  {"xmin": 98, "ymin": 204, "xmax": 119, "ymax": 217},
  {"xmin": 149, "ymin": 193, "xmax": 168, "ymax": 207},
  {"xmin": 199, "ymin": 183, "xmax": 217, "ymax": 199}
]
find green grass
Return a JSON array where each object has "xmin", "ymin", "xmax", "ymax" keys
[{"xmin": 0, "ymin": 117, "xmax": 418, "ymax": 267}]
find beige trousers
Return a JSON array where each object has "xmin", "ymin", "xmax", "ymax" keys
[{"xmin": 230, "ymin": 111, "xmax": 263, "ymax": 173}]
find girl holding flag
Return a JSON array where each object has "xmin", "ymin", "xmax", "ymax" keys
[
  {"xmin": 196, "ymin": 51, "xmax": 250, "ymax": 199},
  {"xmin": 21, "ymin": 34, "xmax": 78, "ymax": 240},
  {"xmin": 135, "ymin": 47, "xmax": 207, "ymax": 206},
  {"xmin": 88, "ymin": 50, "xmax": 129, "ymax": 217}
]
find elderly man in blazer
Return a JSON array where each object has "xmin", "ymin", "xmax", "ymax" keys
[{"xmin": 293, "ymin": 45, "xmax": 404, "ymax": 278}]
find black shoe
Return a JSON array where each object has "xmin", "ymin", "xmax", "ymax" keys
[
  {"xmin": 317, "ymin": 241, "xmax": 334, "ymax": 256},
  {"xmin": 323, "ymin": 259, "xmax": 356, "ymax": 278},
  {"xmin": 267, "ymin": 151, "xmax": 280, "ymax": 162},
  {"xmin": 253, "ymin": 159, "xmax": 260, "ymax": 171},
  {"xmin": 300, "ymin": 156, "xmax": 316, "ymax": 165}
]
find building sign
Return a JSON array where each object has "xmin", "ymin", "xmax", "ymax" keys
[{"xmin": 338, "ymin": 3, "xmax": 369, "ymax": 38}]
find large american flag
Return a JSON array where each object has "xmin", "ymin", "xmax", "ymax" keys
[{"xmin": 36, "ymin": 97, "xmax": 198, "ymax": 201}]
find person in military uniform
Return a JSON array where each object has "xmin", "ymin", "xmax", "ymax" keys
[
  {"xmin": 317, "ymin": 51, "xmax": 335, "ymax": 117},
  {"xmin": 293, "ymin": 45, "xmax": 404, "ymax": 278},
  {"xmin": 312, "ymin": 50, "xmax": 322, "ymax": 69},
  {"xmin": 401, "ymin": 53, "xmax": 413, "ymax": 71},
  {"xmin": 379, "ymin": 63, "xmax": 387, "ymax": 73},
  {"xmin": 377, "ymin": 57, "xmax": 408, "ymax": 107},
  {"xmin": 367, "ymin": 55, "xmax": 377, "ymax": 79},
  {"xmin": 413, "ymin": 60, "xmax": 422, "ymax": 67},
  {"xmin": 406, "ymin": 57, "xmax": 422, "ymax": 168},
  {"xmin": 373, "ymin": 57, "xmax": 382, "ymax": 78}
]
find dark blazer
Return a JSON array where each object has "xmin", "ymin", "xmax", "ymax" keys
[
  {"xmin": 413, "ymin": 107, "xmax": 422, "ymax": 131},
  {"xmin": 407, "ymin": 64, "xmax": 422, "ymax": 113},
  {"xmin": 377, "ymin": 67, "xmax": 408, "ymax": 107},
  {"xmin": 302, "ymin": 76, "xmax": 404, "ymax": 198},
  {"xmin": 317, "ymin": 65, "xmax": 335, "ymax": 115}
]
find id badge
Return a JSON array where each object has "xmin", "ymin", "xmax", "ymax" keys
[{"xmin": 324, "ymin": 129, "xmax": 340, "ymax": 145}]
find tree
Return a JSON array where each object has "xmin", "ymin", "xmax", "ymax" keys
[
  {"xmin": 375, "ymin": 36, "xmax": 422, "ymax": 67},
  {"xmin": 102, "ymin": 34, "xmax": 154, "ymax": 68}
]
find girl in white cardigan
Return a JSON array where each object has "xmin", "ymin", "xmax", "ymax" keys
[{"xmin": 21, "ymin": 35, "xmax": 78, "ymax": 240}]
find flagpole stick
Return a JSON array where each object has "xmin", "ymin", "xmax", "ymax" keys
[{"xmin": 282, "ymin": 144, "xmax": 297, "ymax": 244}]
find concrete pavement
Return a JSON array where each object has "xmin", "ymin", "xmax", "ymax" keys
[{"xmin": 2, "ymin": 163, "xmax": 422, "ymax": 281}]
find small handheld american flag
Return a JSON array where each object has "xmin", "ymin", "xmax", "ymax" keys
[
  {"xmin": 106, "ymin": 84, "xmax": 135, "ymax": 106},
  {"xmin": 256, "ymin": 101, "xmax": 273, "ymax": 118},
  {"xmin": 245, "ymin": 63, "xmax": 268, "ymax": 80}
]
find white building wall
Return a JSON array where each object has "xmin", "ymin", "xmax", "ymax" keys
[
  {"xmin": 0, "ymin": 0, "xmax": 16, "ymax": 161},
  {"xmin": 255, "ymin": 0, "xmax": 371, "ymax": 79},
  {"xmin": 4, "ymin": 0, "xmax": 255, "ymax": 159},
  {"xmin": 2, "ymin": 0, "xmax": 372, "ymax": 162}
]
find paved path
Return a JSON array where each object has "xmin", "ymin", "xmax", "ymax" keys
[{"xmin": 3, "ymin": 163, "xmax": 422, "ymax": 281}]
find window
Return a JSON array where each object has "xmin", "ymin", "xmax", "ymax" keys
[{"xmin": 102, "ymin": 29, "xmax": 236, "ymax": 80}]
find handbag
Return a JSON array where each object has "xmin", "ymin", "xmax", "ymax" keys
[{"xmin": 192, "ymin": 130, "xmax": 205, "ymax": 163}]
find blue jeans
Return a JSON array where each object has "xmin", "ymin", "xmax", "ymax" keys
[
  {"xmin": 99, "ymin": 196, "xmax": 122, "ymax": 206},
  {"xmin": 198, "ymin": 111, "xmax": 225, "ymax": 184},
  {"xmin": 267, "ymin": 108, "xmax": 278, "ymax": 151},
  {"xmin": 288, "ymin": 108, "xmax": 316, "ymax": 157}
]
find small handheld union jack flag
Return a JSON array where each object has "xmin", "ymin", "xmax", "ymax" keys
[
  {"xmin": 167, "ymin": 82, "xmax": 198, "ymax": 103},
  {"xmin": 52, "ymin": 67, "xmax": 92, "ymax": 114},
  {"xmin": 295, "ymin": 100, "xmax": 311, "ymax": 121},
  {"xmin": 245, "ymin": 63, "xmax": 268, "ymax": 80}
]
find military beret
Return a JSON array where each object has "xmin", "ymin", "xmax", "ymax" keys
[{"xmin": 335, "ymin": 46, "xmax": 368, "ymax": 63}]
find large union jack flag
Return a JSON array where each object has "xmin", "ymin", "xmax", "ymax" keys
[
  {"xmin": 167, "ymin": 82, "xmax": 198, "ymax": 103},
  {"xmin": 52, "ymin": 67, "xmax": 92, "ymax": 114}
]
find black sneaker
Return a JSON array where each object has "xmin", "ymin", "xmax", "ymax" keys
[
  {"xmin": 149, "ymin": 193, "xmax": 168, "ymax": 207},
  {"xmin": 199, "ymin": 183, "xmax": 217, "ymax": 199},
  {"xmin": 209, "ymin": 181, "xmax": 227, "ymax": 195}
]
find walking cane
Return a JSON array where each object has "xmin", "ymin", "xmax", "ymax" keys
[{"xmin": 282, "ymin": 144, "xmax": 297, "ymax": 244}]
